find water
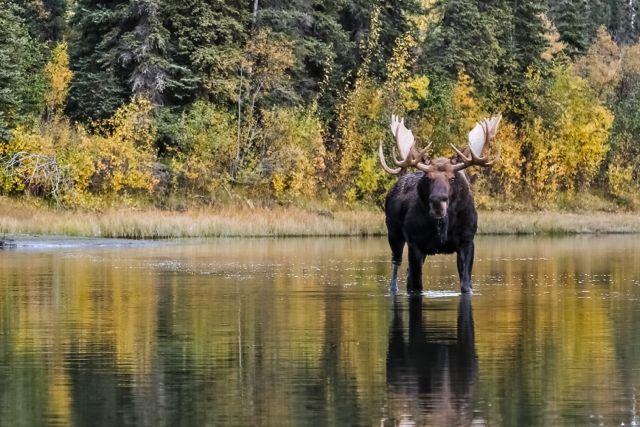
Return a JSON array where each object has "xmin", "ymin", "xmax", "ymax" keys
[{"xmin": 0, "ymin": 235, "xmax": 639, "ymax": 426}]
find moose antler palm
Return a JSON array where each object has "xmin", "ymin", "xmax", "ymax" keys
[
  {"xmin": 378, "ymin": 114, "xmax": 501, "ymax": 174},
  {"xmin": 378, "ymin": 115, "xmax": 431, "ymax": 175},
  {"xmin": 450, "ymin": 114, "xmax": 502, "ymax": 171}
]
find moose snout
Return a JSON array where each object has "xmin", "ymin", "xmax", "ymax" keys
[{"xmin": 429, "ymin": 195, "xmax": 449, "ymax": 219}]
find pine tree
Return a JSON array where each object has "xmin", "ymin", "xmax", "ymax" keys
[
  {"xmin": 67, "ymin": 0, "xmax": 199, "ymax": 121},
  {"xmin": 424, "ymin": 0, "xmax": 503, "ymax": 94},
  {"xmin": 553, "ymin": 0, "xmax": 589, "ymax": 56},
  {"xmin": 512, "ymin": 0, "xmax": 548, "ymax": 69},
  {"xmin": 162, "ymin": 0, "xmax": 248, "ymax": 105},
  {"xmin": 66, "ymin": 0, "xmax": 130, "ymax": 121},
  {"xmin": 0, "ymin": 1, "xmax": 46, "ymax": 137},
  {"xmin": 495, "ymin": 0, "xmax": 548, "ymax": 119},
  {"xmin": 119, "ymin": 0, "xmax": 192, "ymax": 105},
  {"xmin": 254, "ymin": 0, "xmax": 352, "ymax": 107}
]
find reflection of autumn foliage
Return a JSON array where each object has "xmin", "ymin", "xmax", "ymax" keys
[{"xmin": 1, "ymin": 237, "xmax": 640, "ymax": 424}]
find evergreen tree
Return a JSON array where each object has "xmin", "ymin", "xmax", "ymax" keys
[
  {"xmin": 66, "ymin": 0, "xmax": 130, "ymax": 121},
  {"xmin": 512, "ymin": 0, "xmax": 548, "ymax": 69},
  {"xmin": 553, "ymin": 0, "xmax": 589, "ymax": 55},
  {"xmin": 119, "ymin": 0, "xmax": 192, "ymax": 105},
  {"xmin": 0, "ymin": 1, "xmax": 46, "ymax": 138},
  {"xmin": 254, "ymin": 0, "xmax": 352, "ymax": 107},
  {"xmin": 67, "ymin": 0, "xmax": 198, "ymax": 121},
  {"xmin": 162, "ymin": 0, "xmax": 248, "ymax": 105},
  {"xmin": 496, "ymin": 0, "xmax": 548, "ymax": 119},
  {"xmin": 424, "ymin": 0, "xmax": 503, "ymax": 94}
]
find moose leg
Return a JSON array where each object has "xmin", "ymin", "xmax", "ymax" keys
[
  {"xmin": 388, "ymin": 233, "xmax": 404, "ymax": 292},
  {"xmin": 406, "ymin": 245, "xmax": 424, "ymax": 294},
  {"xmin": 456, "ymin": 241, "xmax": 475, "ymax": 294}
]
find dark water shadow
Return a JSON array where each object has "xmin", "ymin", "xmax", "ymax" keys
[{"xmin": 386, "ymin": 295, "xmax": 478, "ymax": 424}]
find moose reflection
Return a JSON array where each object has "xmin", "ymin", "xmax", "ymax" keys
[{"xmin": 386, "ymin": 296, "xmax": 478, "ymax": 425}]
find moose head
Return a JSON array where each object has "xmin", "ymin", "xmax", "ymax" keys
[{"xmin": 378, "ymin": 114, "xmax": 502, "ymax": 219}]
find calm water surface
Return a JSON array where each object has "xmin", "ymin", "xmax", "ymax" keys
[{"xmin": 1, "ymin": 235, "xmax": 640, "ymax": 426}]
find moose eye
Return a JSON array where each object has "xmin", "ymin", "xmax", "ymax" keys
[{"xmin": 449, "ymin": 177, "xmax": 455, "ymax": 182}]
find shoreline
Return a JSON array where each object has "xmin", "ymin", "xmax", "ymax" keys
[{"xmin": 0, "ymin": 201, "xmax": 639, "ymax": 239}]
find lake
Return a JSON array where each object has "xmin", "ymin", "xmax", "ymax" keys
[{"xmin": 0, "ymin": 235, "xmax": 639, "ymax": 426}]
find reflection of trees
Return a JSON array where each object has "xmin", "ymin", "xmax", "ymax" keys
[
  {"xmin": 386, "ymin": 295, "xmax": 477, "ymax": 425},
  {"xmin": 1, "ymin": 236, "xmax": 640, "ymax": 424}
]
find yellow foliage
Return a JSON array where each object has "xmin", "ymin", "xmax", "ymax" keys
[
  {"xmin": 0, "ymin": 99, "xmax": 157, "ymax": 207},
  {"xmin": 43, "ymin": 42, "xmax": 73, "ymax": 116},
  {"xmin": 335, "ymin": 78, "xmax": 385, "ymax": 186},
  {"xmin": 261, "ymin": 107, "xmax": 326, "ymax": 201},
  {"xmin": 574, "ymin": 26, "xmax": 622, "ymax": 102},
  {"xmin": 399, "ymin": 76, "xmax": 430, "ymax": 112},
  {"xmin": 385, "ymin": 34, "xmax": 429, "ymax": 112},
  {"xmin": 90, "ymin": 99, "xmax": 157, "ymax": 196},
  {"xmin": 490, "ymin": 121, "xmax": 523, "ymax": 196},
  {"xmin": 524, "ymin": 67, "xmax": 613, "ymax": 201},
  {"xmin": 607, "ymin": 159, "xmax": 636, "ymax": 202},
  {"xmin": 170, "ymin": 101, "xmax": 236, "ymax": 197},
  {"xmin": 453, "ymin": 72, "xmax": 485, "ymax": 131}
]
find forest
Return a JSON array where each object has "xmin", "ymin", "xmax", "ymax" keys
[{"xmin": 1, "ymin": 0, "xmax": 640, "ymax": 212}]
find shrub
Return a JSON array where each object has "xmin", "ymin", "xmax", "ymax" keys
[
  {"xmin": 0, "ymin": 99, "xmax": 157, "ymax": 207},
  {"xmin": 169, "ymin": 101, "xmax": 236, "ymax": 199},
  {"xmin": 261, "ymin": 107, "xmax": 326, "ymax": 201},
  {"xmin": 525, "ymin": 66, "xmax": 613, "ymax": 200}
]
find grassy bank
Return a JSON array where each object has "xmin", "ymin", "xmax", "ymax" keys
[{"xmin": 0, "ymin": 199, "xmax": 638, "ymax": 238}]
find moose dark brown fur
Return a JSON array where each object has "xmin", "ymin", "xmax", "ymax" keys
[{"xmin": 379, "ymin": 115, "xmax": 501, "ymax": 294}]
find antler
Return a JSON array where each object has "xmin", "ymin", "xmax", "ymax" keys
[
  {"xmin": 379, "ymin": 115, "xmax": 433, "ymax": 175},
  {"xmin": 451, "ymin": 114, "xmax": 502, "ymax": 172}
]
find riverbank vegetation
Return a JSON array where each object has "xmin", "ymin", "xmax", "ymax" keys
[
  {"xmin": 1, "ymin": 198, "xmax": 639, "ymax": 238},
  {"xmin": 2, "ymin": 0, "xmax": 640, "ymax": 221}
]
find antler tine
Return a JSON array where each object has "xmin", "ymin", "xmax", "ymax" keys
[{"xmin": 379, "ymin": 142, "xmax": 402, "ymax": 175}]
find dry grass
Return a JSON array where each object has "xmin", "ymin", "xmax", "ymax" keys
[
  {"xmin": 478, "ymin": 211, "xmax": 640, "ymax": 235},
  {"xmin": 0, "ymin": 199, "xmax": 386, "ymax": 238},
  {"xmin": 0, "ymin": 198, "xmax": 638, "ymax": 238}
]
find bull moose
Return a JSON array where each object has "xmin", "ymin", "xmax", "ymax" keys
[{"xmin": 378, "ymin": 114, "xmax": 501, "ymax": 294}]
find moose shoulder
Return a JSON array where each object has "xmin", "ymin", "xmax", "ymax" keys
[{"xmin": 379, "ymin": 114, "xmax": 502, "ymax": 294}]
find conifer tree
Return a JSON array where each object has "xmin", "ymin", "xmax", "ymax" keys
[
  {"xmin": 66, "ymin": 0, "xmax": 130, "ymax": 121},
  {"xmin": 424, "ymin": 0, "xmax": 502, "ymax": 93},
  {"xmin": 0, "ymin": 2, "xmax": 46, "ymax": 137},
  {"xmin": 553, "ymin": 0, "xmax": 589, "ymax": 56}
]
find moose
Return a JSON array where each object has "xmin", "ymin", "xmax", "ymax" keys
[{"xmin": 378, "ymin": 114, "xmax": 501, "ymax": 293}]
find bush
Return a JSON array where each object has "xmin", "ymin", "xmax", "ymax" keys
[
  {"xmin": 169, "ymin": 101, "xmax": 236, "ymax": 200},
  {"xmin": 0, "ymin": 99, "xmax": 157, "ymax": 207},
  {"xmin": 524, "ymin": 66, "xmax": 613, "ymax": 200},
  {"xmin": 261, "ymin": 107, "xmax": 326, "ymax": 201}
]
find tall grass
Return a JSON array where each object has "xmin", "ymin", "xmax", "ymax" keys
[
  {"xmin": 0, "ymin": 198, "xmax": 638, "ymax": 238},
  {"xmin": 0, "ymin": 199, "xmax": 385, "ymax": 238}
]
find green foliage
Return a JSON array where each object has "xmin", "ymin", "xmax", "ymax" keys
[
  {"xmin": 553, "ymin": 0, "xmax": 590, "ymax": 57},
  {"xmin": 169, "ymin": 101, "xmax": 236, "ymax": 198},
  {"xmin": 424, "ymin": 0, "xmax": 503, "ymax": 95},
  {"xmin": 0, "ymin": 2, "xmax": 47, "ymax": 136},
  {"xmin": 2, "ymin": 0, "xmax": 640, "ymax": 211},
  {"xmin": 261, "ymin": 107, "xmax": 326, "ymax": 201}
]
